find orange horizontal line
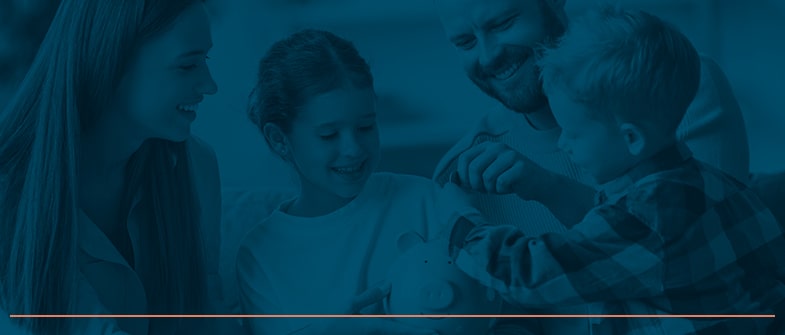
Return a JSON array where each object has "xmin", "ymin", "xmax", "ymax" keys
[{"xmin": 9, "ymin": 314, "xmax": 777, "ymax": 319}]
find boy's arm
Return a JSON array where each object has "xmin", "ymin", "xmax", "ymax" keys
[
  {"xmin": 514, "ymin": 166, "xmax": 596, "ymax": 228},
  {"xmin": 448, "ymin": 205, "xmax": 666, "ymax": 308}
]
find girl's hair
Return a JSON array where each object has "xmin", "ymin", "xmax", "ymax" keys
[
  {"xmin": 247, "ymin": 29, "xmax": 374, "ymax": 143},
  {"xmin": 0, "ymin": 0, "xmax": 208, "ymax": 333},
  {"xmin": 0, "ymin": 0, "xmax": 61, "ymax": 108}
]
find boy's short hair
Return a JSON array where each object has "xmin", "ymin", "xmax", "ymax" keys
[{"xmin": 538, "ymin": 5, "xmax": 701, "ymax": 135}]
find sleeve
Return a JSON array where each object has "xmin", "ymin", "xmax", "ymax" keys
[
  {"xmin": 451, "ymin": 203, "xmax": 666, "ymax": 308},
  {"xmin": 236, "ymin": 243, "xmax": 313, "ymax": 335},
  {"xmin": 678, "ymin": 56, "xmax": 749, "ymax": 183},
  {"xmin": 429, "ymin": 182, "xmax": 486, "ymax": 240}
]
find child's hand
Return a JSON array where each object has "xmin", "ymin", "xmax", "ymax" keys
[
  {"xmin": 453, "ymin": 142, "xmax": 539, "ymax": 196},
  {"xmin": 345, "ymin": 281, "xmax": 392, "ymax": 315}
]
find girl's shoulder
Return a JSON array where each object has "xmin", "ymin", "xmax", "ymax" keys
[
  {"xmin": 367, "ymin": 172, "xmax": 442, "ymax": 200},
  {"xmin": 369, "ymin": 172, "xmax": 436, "ymax": 190}
]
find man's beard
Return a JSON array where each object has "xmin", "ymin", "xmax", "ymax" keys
[
  {"xmin": 466, "ymin": 3, "xmax": 564, "ymax": 115},
  {"xmin": 468, "ymin": 45, "xmax": 549, "ymax": 114}
]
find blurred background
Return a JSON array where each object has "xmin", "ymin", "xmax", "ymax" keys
[
  {"xmin": 3, "ymin": 0, "xmax": 784, "ymax": 191},
  {"xmin": 195, "ymin": 0, "xmax": 785, "ymax": 191}
]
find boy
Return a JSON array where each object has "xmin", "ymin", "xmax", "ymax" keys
[{"xmin": 446, "ymin": 6, "xmax": 785, "ymax": 334}]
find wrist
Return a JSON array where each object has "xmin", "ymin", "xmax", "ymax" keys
[
  {"xmin": 448, "ymin": 216, "xmax": 477, "ymax": 259},
  {"xmin": 513, "ymin": 162, "xmax": 553, "ymax": 201}
]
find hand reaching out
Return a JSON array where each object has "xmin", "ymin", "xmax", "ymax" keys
[{"xmin": 453, "ymin": 142, "xmax": 535, "ymax": 195}]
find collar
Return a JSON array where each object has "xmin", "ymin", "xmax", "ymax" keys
[
  {"xmin": 77, "ymin": 191, "xmax": 143, "ymax": 268},
  {"xmin": 595, "ymin": 143, "xmax": 693, "ymax": 205}
]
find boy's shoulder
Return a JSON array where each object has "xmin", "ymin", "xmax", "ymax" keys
[
  {"xmin": 631, "ymin": 158, "xmax": 744, "ymax": 199},
  {"xmin": 617, "ymin": 158, "xmax": 767, "ymax": 234}
]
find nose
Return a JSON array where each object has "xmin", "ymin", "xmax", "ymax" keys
[
  {"xmin": 477, "ymin": 35, "xmax": 501, "ymax": 71},
  {"xmin": 340, "ymin": 131, "xmax": 363, "ymax": 158},
  {"xmin": 419, "ymin": 281, "xmax": 456, "ymax": 310},
  {"xmin": 198, "ymin": 66, "xmax": 219, "ymax": 95}
]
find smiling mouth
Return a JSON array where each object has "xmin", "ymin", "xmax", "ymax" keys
[
  {"xmin": 332, "ymin": 161, "xmax": 365, "ymax": 174},
  {"xmin": 491, "ymin": 50, "xmax": 532, "ymax": 81},
  {"xmin": 177, "ymin": 103, "xmax": 199, "ymax": 113}
]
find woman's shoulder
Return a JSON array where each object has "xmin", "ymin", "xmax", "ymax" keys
[
  {"xmin": 184, "ymin": 135, "xmax": 220, "ymax": 193},
  {"xmin": 186, "ymin": 136, "xmax": 219, "ymax": 171}
]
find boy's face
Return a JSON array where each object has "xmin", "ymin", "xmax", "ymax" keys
[
  {"xmin": 548, "ymin": 90, "xmax": 636, "ymax": 184},
  {"xmin": 285, "ymin": 87, "xmax": 381, "ymax": 201}
]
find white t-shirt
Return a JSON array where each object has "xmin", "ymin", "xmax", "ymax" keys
[{"xmin": 236, "ymin": 172, "xmax": 470, "ymax": 335}]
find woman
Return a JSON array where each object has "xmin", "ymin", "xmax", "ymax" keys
[{"xmin": 0, "ymin": 0, "xmax": 222, "ymax": 334}]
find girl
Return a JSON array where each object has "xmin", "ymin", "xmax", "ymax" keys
[
  {"xmin": 0, "ymin": 0, "xmax": 223, "ymax": 334},
  {"xmin": 236, "ymin": 29, "xmax": 473, "ymax": 335}
]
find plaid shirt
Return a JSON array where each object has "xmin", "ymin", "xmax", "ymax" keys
[{"xmin": 450, "ymin": 144, "xmax": 785, "ymax": 335}]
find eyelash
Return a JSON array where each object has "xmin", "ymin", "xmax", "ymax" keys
[
  {"xmin": 491, "ymin": 16, "xmax": 516, "ymax": 32},
  {"xmin": 456, "ymin": 38, "xmax": 477, "ymax": 50},
  {"xmin": 454, "ymin": 16, "xmax": 516, "ymax": 50},
  {"xmin": 179, "ymin": 56, "xmax": 211, "ymax": 71},
  {"xmin": 319, "ymin": 125, "xmax": 375, "ymax": 140}
]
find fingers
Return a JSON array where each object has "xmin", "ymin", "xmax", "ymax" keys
[
  {"xmin": 456, "ymin": 142, "xmax": 526, "ymax": 194},
  {"xmin": 456, "ymin": 145, "xmax": 483, "ymax": 189},
  {"xmin": 456, "ymin": 143, "xmax": 496, "ymax": 192},
  {"xmin": 482, "ymin": 150, "xmax": 518, "ymax": 193},
  {"xmin": 348, "ymin": 281, "xmax": 392, "ymax": 314},
  {"xmin": 495, "ymin": 160, "xmax": 525, "ymax": 194}
]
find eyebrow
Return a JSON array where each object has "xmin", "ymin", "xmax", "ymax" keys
[
  {"xmin": 316, "ymin": 113, "xmax": 377, "ymax": 128},
  {"xmin": 480, "ymin": 12, "xmax": 517, "ymax": 31}
]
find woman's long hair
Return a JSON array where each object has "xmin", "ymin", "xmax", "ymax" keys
[{"xmin": 0, "ymin": 0, "xmax": 208, "ymax": 333}]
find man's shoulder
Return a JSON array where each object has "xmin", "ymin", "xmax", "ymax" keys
[
  {"xmin": 691, "ymin": 54, "xmax": 738, "ymax": 109},
  {"xmin": 697, "ymin": 54, "xmax": 725, "ymax": 81}
]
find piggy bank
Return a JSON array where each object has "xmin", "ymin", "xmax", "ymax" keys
[{"xmin": 383, "ymin": 231, "xmax": 503, "ymax": 335}]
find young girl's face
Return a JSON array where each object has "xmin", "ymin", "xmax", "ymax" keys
[
  {"xmin": 286, "ymin": 87, "xmax": 380, "ymax": 201},
  {"xmin": 113, "ymin": 3, "xmax": 218, "ymax": 143}
]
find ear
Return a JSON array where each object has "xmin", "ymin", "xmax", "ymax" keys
[
  {"xmin": 263, "ymin": 123, "xmax": 290, "ymax": 158},
  {"xmin": 619, "ymin": 123, "xmax": 646, "ymax": 156},
  {"xmin": 397, "ymin": 231, "xmax": 425, "ymax": 253}
]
